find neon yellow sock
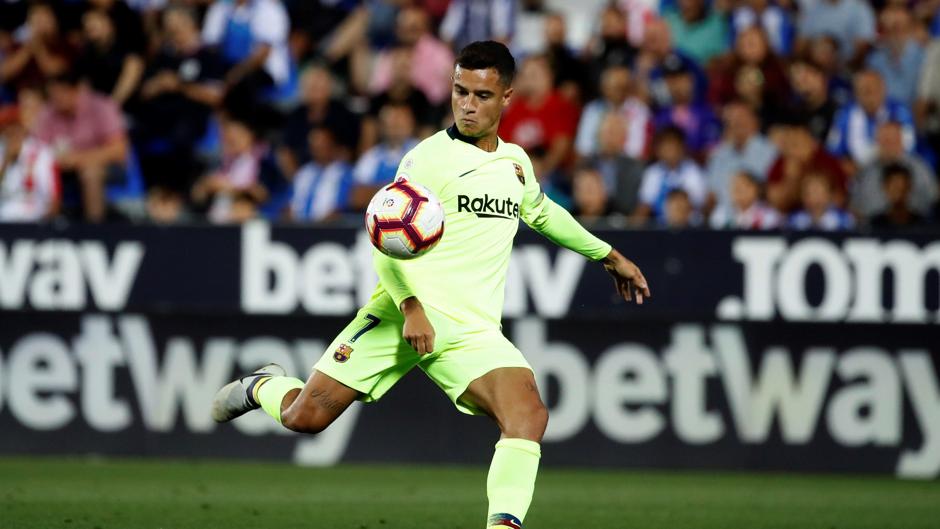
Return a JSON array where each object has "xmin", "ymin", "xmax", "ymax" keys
[
  {"xmin": 486, "ymin": 438, "xmax": 541, "ymax": 528},
  {"xmin": 256, "ymin": 376, "xmax": 305, "ymax": 423}
]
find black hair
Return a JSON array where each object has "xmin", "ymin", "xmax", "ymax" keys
[
  {"xmin": 882, "ymin": 162, "xmax": 912, "ymax": 185},
  {"xmin": 654, "ymin": 125, "xmax": 687, "ymax": 147},
  {"xmin": 455, "ymin": 41, "xmax": 516, "ymax": 86},
  {"xmin": 47, "ymin": 69, "xmax": 84, "ymax": 88}
]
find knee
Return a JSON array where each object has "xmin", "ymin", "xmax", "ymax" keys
[
  {"xmin": 78, "ymin": 165, "xmax": 106, "ymax": 186},
  {"xmin": 280, "ymin": 407, "xmax": 331, "ymax": 434},
  {"xmin": 500, "ymin": 401, "xmax": 549, "ymax": 442}
]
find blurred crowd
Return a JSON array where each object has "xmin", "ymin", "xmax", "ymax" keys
[{"xmin": 1, "ymin": 0, "xmax": 940, "ymax": 230}]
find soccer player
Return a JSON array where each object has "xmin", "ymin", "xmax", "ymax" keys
[{"xmin": 212, "ymin": 41, "xmax": 650, "ymax": 529}]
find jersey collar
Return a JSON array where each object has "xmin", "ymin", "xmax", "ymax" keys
[{"xmin": 446, "ymin": 125, "xmax": 500, "ymax": 151}]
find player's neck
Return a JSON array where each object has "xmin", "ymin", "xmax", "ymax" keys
[{"xmin": 447, "ymin": 125, "xmax": 499, "ymax": 153}]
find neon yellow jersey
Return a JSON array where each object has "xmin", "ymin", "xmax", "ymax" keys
[{"xmin": 371, "ymin": 127, "xmax": 612, "ymax": 329}]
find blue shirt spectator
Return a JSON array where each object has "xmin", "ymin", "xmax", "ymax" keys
[
  {"xmin": 731, "ymin": 1, "xmax": 795, "ymax": 56},
  {"xmin": 663, "ymin": 0, "xmax": 729, "ymax": 67},
  {"xmin": 202, "ymin": 0, "xmax": 291, "ymax": 87},
  {"xmin": 798, "ymin": 0, "xmax": 876, "ymax": 65},
  {"xmin": 865, "ymin": 7, "xmax": 925, "ymax": 107},
  {"xmin": 439, "ymin": 0, "xmax": 514, "ymax": 51},
  {"xmin": 289, "ymin": 127, "xmax": 353, "ymax": 222},
  {"xmin": 827, "ymin": 71, "xmax": 916, "ymax": 167}
]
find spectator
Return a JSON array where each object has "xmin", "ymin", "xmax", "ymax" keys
[
  {"xmin": 498, "ymin": 54, "xmax": 579, "ymax": 182},
  {"xmin": 788, "ymin": 170, "xmax": 855, "ymax": 230},
  {"xmin": 851, "ymin": 121, "xmax": 937, "ymax": 220},
  {"xmin": 201, "ymin": 0, "xmax": 291, "ymax": 109},
  {"xmin": 279, "ymin": 64, "xmax": 359, "ymax": 177},
  {"xmin": 916, "ymin": 38, "xmax": 940, "ymax": 158},
  {"xmin": 805, "ymin": 34, "xmax": 853, "ymax": 107},
  {"xmin": 191, "ymin": 116, "xmax": 267, "ymax": 224},
  {"xmin": 543, "ymin": 12, "xmax": 588, "ymax": 103},
  {"xmin": 663, "ymin": 188, "xmax": 696, "ymax": 228},
  {"xmin": 797, "ymin": 0, "xmax": 876, "ymax": 68},
  {"xmin": 788, "ymin": 57, "xmax": 839, "ymax": 142},
  {"xmin": 635, "ymin": 18, "xmax": 707, "ymax": 109},
  {"xmin": 350, "ymin": 103, "xmax": 419, "ymax": 211},
  {"xmin": 706, "ymin": 101, "xmax": 777, "ymax": 214},
  {"xmin": 76, "ymin": 8, "xmax": 144, "ymax": 106},
  {"xmin": 575, "ymin": 65, "xmax": 651, "ymax": 160},
  {"xmin": 662, "ymin": 0, "xmax": 729, "ymax": 67},
  {"xmin": 708, "ymin": 26, "xmax": 791, "ymax": 124},
  {"xmin": 0, "ymin": 2, "xmax": 74, "ymax": 91},
  {"xmin": 867, "ymin": 6, "xmax": 925, "ymax": 107},
  {"xmin": 363, "ymin": 47, "xmax": 439, "ymax": 151},
  {"xmin": 34, "ymin": 71, "xmax": 129, "ymax": 222},
  {"xmin": 369, "ymin": 6, "xmax": 454, "ymax": 106},
  {"xmin": 87, "ymin": 0, "xmax": 147, "ymax": 58},
  {"xmin": 710, "ymin": 171, "xmax": 781, "ymax": 229},
  {"xmin": 653, "ymin": 58, "xmax": 721, "ymax": 159},
  {"xmin": 731, "ymin": 0, "xmax": 796, "ymax": 55},
  {"xmin": 633, "ymin": 126, "xmax": 707, "ymax": 225},
  {"xmin": 135, "ymin": 6, "xmax": 226, "ymax": 192},
  {"xmin": 571, "ymin": 165, "xmax": 616, "ymax": 222},
  {"xmin": 869, "ymin": 163, "xmax": 927, "ymax": 229},
  {"xmin": 0, "ymin": 105, "xmax": 59, "ymax": 221},
  {"xmin": 767, "ymin": 118, "xmax": 848, "ymax": 213},
  {"xmin": 584, "ymin": 6, "xmax": 637, "ymax": 91},
  {"xmin": 440, "ymin": 0, "xmax": 515, "ymax": 51},
  {"xmin": 290, "ymin": 126, "xmax": 353, "ymax": 222},
  {"xmin": 827, "ymin": 69, "xmax": 916, "ymax": 170},
  {"xmin": 146, "ymin": 185, "xmax": 191, "ymax": 225},
  {"xmin": 584, "ymin": 112, "xmax": 646, "ymax": 215}
]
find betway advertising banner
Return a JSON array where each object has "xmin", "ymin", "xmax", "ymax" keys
[{"xmin": 0, "ymin": 223, "xmax": 938, "ymax": 478}]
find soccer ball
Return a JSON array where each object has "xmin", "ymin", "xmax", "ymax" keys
[{"xmin": 366, "ymin": 179, "xmax": 445, "ymax": 259}]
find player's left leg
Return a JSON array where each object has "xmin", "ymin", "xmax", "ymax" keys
[
  {"xmin": 461, "ymin": 367, "xmax": 547, "ymax": 529},
  {"xmin": 420, "ymin": 331, "xmax": 546, "ymax": 529}
]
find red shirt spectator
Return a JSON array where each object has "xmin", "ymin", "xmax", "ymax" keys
[
  {"xmin": 767, "ymin": 123, "xmax": 847, "ymax": 213},
  {"xmin": 498, "ymin": 55, "xmax": 579, "ymax": 179}
]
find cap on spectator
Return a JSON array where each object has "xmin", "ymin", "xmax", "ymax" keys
[
  {"xmin": 0, "ymin": 105, "xmax": 20, "ymax": 129},
  {"xmin": 661, "ymin": 54, "xmax": 690, "ymax": 77}
]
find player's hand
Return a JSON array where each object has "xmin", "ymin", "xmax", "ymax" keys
[
  {"xmin": 602, "ymin": 249, "xmax": 651, "ymax": 304},
  {"xmin": 401, "ymin": 297, "xmax": 435, "ymax": 355}
]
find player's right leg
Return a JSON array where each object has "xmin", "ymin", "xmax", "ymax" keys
[
  {"xmin": 213, "ymin": 295, "xmax": 421, "ymax": 433},
  {"xmin": 211, "ymin": 363, "xmax": 360, "ymax": 433}
]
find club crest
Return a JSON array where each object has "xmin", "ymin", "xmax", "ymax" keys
[
  {"xmin": 513, "ymin": 163, "xmax": 525, "ymax": 185},
  {"xmin": 333, "ymin": 343, "xmax": 354, "ymax": 363}
]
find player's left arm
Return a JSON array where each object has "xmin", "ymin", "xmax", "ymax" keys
[{"xmin": 519, "ymin": 158, "xmax": 651, "ymax": 304}]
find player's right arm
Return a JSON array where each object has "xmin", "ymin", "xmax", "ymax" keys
[
  {"xmin": 373, "ymin": 252, "xmax": 435, "ymax": 354},
  {"xmin": 372, "ymin": 145, "xmax": 437, "ymax": 354}
]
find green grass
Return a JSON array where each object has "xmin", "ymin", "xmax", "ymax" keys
[{"xmin": 1, "ymin": 457, "xmax": 937, "ymax": 529}]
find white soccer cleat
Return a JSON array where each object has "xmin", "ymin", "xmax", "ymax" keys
[{"xmin": 211, "ymin": 363, "xmax": 287, "ymax": 423}]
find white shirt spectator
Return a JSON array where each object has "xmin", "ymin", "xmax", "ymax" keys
[
  {"xmin": 638, "ymin": 159, "xmax": 707, "ymax": 220},
  {"xmin": 202, "ymin": 0, "xmax": 290, "ymax": 86},
  {"xmin": 709, "ymin": 202, "xmax": 781, "ymax": 229},
  {"xmin": 208, "ymin": 149, "xmax": 261, "ymax": 223},
  {"xmin": 0, "ymin": 138, "xmax": 59, "ymax": 222},
  {"xmin": 575, "ymin": 97, "xmax": 651, "ymax": 159}
]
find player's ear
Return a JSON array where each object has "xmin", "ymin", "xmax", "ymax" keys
[{"xmin": 502, "ymin": 86, "xmax": 513, "ymax": 108}]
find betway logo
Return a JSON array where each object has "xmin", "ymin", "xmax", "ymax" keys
[
  {"xmin": 241, "ymin": 222, "xmax": 582, "ymax": 315},
  {"xmin": 0, "ymin": 238, "xmax": 144, "ymax": 311},
  {"xmin": 519, "ymin": 320, "xmax": 940, "ymax": 479},
  {"xmin": 0, "ymin": 314, "xmax": 359, "ymax": 466},
  {"xmin": 457, "ymin": 194, "xmax": 520, "ymax": 219},
  {"xmin": 719, "ymin": 237, "xmax": 940, "ymax": 324}
]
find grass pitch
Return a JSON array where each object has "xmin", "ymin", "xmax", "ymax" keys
[{"xmin": 1, "ymin": 457, "xmax": 937, "ymax": 529}]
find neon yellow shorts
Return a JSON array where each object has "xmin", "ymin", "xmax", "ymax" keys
[{"xmin": 313, "ymin": 295, "xmax": 531, "ymax": 415}]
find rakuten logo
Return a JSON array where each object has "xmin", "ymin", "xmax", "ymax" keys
[
  {"xmin": 719, "ymin": 237, "xmax": 940, "ymax": 323},
  {"xmin": 456, "ymin": 194, "xmax": 520, "ymax": 219}
]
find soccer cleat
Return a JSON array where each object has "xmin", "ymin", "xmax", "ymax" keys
[{"xmin": 211, "ymin": 363, "xmax": 287, "ymax": 423}]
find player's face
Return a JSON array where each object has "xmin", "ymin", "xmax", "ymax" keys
[{"xmin": 451, "ymin": 66, "xmax": 511, "ymax": 138}]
